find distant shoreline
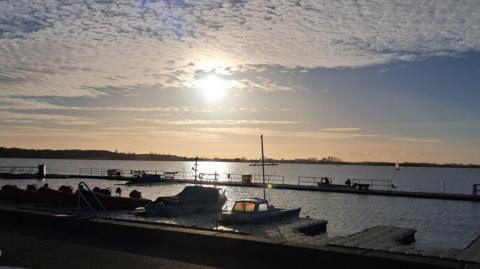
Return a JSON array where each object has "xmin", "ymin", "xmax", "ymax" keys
[{"xmin": 1, "ymin": 147, "xmax": 479, "ymax": 169}]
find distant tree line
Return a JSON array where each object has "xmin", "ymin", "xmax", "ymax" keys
[
  {"xmin": 0, "ymin": 147, "xmax": 478, "ymax": 168},
  {"xmin": 0, "ymin": 147, "xmax": 190, "ymax": 161}
]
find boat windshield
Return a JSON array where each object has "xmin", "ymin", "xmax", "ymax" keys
[
  {"xmin": 258, "ymin": 203, "xmax": 268, "ymax": 211},
  {"xmin": 232, "ymin": 201, "xmax": 256, "ymax": 212}
]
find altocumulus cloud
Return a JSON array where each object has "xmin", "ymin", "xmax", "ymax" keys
[{"xmin": 0, "ymin": 0, "xmax": 479, "ymax": 100}]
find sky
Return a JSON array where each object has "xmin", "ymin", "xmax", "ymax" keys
[{"xmin": 0, "ymin": 0, "xmax": 479, "ymax": 163}]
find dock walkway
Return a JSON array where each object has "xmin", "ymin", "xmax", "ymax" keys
[{"xmin": 2, "ymin": 172, "xmax": 480, "ymax": 202}]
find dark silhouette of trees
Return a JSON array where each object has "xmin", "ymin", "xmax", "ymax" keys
[{"xmin": 0, "ymin": 147, "xmax": 478, "ymax": 168}]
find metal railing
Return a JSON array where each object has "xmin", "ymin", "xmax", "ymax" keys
[
  {"xmin": 173, "ymin": 171, "xmax": 284, "ymax": 184},
  {"xmin": 76, "ymin": 181, "xmax": 112, "ymax": 219},
  {"xmin": 79, "ymin": 168, "xmax": 165, "ymax": 177},
  {"xmin": 76, "ymin": 167, "xmax": 401, "ymax": 192},
  {"xmin": 198, "ymin": 172, "xmax": 220, "ymax": 182},
  {"xmin": 297, "ymin": 176, "xmax": 335, "ymax": 186},
  {"xmin": 253, "ymin": 174, "xmax": 285, "ymax": 184},
  {"xmin": 0, "ymin": 166, "xmax": 39, "ymax": 174},
  {"xmin": 79, "ymin": 168, "xmax": 112, "ymax": 176},
  {"xmin": 351, "ymin": 178, "xmax": 393, "ymax": 191},
  {"xmin": 223, "ymin": 173, "xmax": 247, "ymax": 182}
]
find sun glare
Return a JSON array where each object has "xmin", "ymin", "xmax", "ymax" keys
[{"xmin": 194, "ymin": 75, "xmax": 235, "ymax": 102}]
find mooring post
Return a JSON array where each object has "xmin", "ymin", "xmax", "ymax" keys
[
  {"xmin": 473, "ymin": 184, "xmax": 480, "ymax": 195},
  {"xmin": 38, "ymin": 164, "xmax": 46, "ymax": 179}
]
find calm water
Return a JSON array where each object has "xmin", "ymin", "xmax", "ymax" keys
[{"xmin": 1, "ymin": 158, "xmax": 480, "ymax": 250}]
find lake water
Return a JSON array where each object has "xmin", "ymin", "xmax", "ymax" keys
[{"xmin": 1, "ymin": 158, "xmax": 480, "ymax": 250}]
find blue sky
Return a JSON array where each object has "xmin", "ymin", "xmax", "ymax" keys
[{"xmin": 0, "ymin": 0, "xmax": 479, "ymax": 163}]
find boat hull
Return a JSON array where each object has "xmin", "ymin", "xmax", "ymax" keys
[
  {"xmin": 144, "ymin": 201, "xmax": 225, "ymax": 217},
  {"xmin": 219, "ymin": 207, "xmax": 301, "ymax": 225},
  {"xmin": 80, "ymin": 191, "xmax": 152, "ymax": 210},
  {"xmin": 0, "ymin": 185, "xmax": 151, "ymax": 210},
  {"xmin": 0, "ymin": 185, "xmax": 39, "ymax": 203},
  {"xmin": 96, "ymin": 194, "xmax": 151, "ymax": 210},
  {"xmin": 37, "ymin": 188, "xmax": 77, "ymax": 206}
]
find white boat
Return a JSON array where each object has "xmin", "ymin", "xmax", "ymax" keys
[
  {"xmin": 219, "ymin": 198, "xmax": 300, "ymax": 224},
  {"xmin": 395, "ymin": 161, "xmax": 400, "ymax": 170},
  {"xmin": 219, "ymin": 135, "xmax": 301, "ymax": 225}
]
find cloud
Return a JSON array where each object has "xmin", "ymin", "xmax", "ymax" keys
[
  {"xmin": 1, "ymin": 0, "xmax": 479, "ymax": 99},
  {"xmin": 0, "ymin": 111, "xmax": 99, "ymax": 125},
  {"xmin": 197, "ymin": 127, "xmax": 444, "ymax": 145},
  {"xmin": 236, "ymin": 77, "xmax": 304, "ymax": 92},
  {"xmin": 0, "ymin": 97, "xmax": 63, "ymax": 110},
  {"xmin": 0, "ymin": 97, "xmax": 195, "ymax": 112},
  {"xmin": 66, "ymin": 106, "xmax": 192, "ymax": 113},
  {"xmin": 389, "ymin": 137, "xmax": 442, "ymax": 143},
  {"xmin": 320, "ymin": 128, "xmax": 361, "ymax": 132},
  {"xmin": 197, "ymin": 127, "xmax": 387, "ymax": 140},
  {"xmin": 135, "ymin": 119, "xmax": 302, "ymax": 126}
]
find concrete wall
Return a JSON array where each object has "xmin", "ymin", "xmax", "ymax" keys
[{"xmin": 0, "ymin": 208, "xmax": 476, "ymax": 269}]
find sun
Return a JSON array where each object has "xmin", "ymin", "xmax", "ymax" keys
[{"xmin": 193, "ymin": 75, "xmax": 235, "ymax": 102}]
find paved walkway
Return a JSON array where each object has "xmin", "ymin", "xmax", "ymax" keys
[{"xmin": 0, "ymin": 226, "xmax": 217, "ymax": 269}]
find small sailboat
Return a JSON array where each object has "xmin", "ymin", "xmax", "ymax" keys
[
  {"xmin": 395, "ymin": 161, "xmax": 400, "ymax": 171},
  {"xmin": 219, "ymin": 135, "xmax": 301, "ymax": 225}
]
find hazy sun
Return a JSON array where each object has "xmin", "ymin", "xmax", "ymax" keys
[{"xmin": 194, "ymin": 75, "xmax": 235, "ymax": 102}]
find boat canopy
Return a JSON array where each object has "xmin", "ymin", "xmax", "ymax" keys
[{"xmin": 177, "ymin": 186, "xmax": 220, "ymax": 203}]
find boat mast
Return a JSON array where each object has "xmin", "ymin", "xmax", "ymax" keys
[
  {"xmin": 261, "ymin": 135, "xmax": 266, "ymax": 200},
  {"xmin": 194, "ymin": 156, "xmax": 198, "ymax": 185}
]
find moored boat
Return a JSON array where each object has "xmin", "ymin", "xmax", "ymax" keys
[
  {"xmin": 219, "ymin": 198, "xmax": 300, "ymax": 225},
  {"xmin": 36, "ymin": 185, "xmax": 77, "ymax": 206},
  {"xmin": 0, "ymin": 184, "xmax": 151, "ymax": 210},
  {"xmin": 94, "ymin": 192, "xmax": 152, "ymax": 210},
  {"xmin": 79, "ymin": 187, "xmax": 152, "ymax": 210},
  {"xmin": 0, "ymin": 184, "xmax": 39, "ymax": 203},
  {"xmin": 143, "ymin": 185, "xmax": 227, "ymax": 217},
  {"xmin": 220, "ymin": 135, "xmax": 301, "ymax": 225}
]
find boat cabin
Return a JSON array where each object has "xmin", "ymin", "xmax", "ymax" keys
[{"xmin": 231, "ymin": 198, "xmax": 269, "ymax": 213}]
